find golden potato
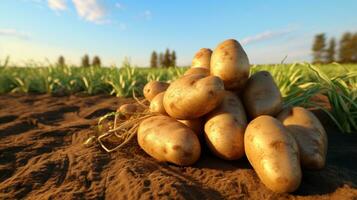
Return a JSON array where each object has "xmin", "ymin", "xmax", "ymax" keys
[
  {"xmin": 243, "ymin": 71, "xmax": 283, "ymax": 118},
  {"xmin": 117, "ymin": 103, "xmax": 138, "ymax": 118},
  {"xmin": 210, "ymin": 39, "xmax": 250, "ymax": 90},
  {"xmin": 204, "ymin": 91, "xmax": 247, "ymax": 160},
  {"xmin": 277, "ymin": 107, "xmax": 328, "ymax": 169},
  {"xmin": 143, "ymin": 81, "xmax": 169, "ymax": 101},
  {"xmin": 184, "ymin": 67, "xmax": 210, "ymax": 77},
  {"xmin": 178, "ymin": 118, "xmax": 203, "ymax": 136},
  {"xmin": 137, "ymin": 115, "xmax": 201, "ymax": 166},
  {"xmin": 163, "ymin": 74, "xmax": 225, "ymax": 119},
  {"xmin": 191, "ymin": 48, "xmax": 212, "ymax": 69},
  {"xmin": 244, "ymin": 115, "xmax": 301, "ymax": 193},
  {"xmin": 149, "ymin": 92, "xmax": 167, "ymax": 115}
]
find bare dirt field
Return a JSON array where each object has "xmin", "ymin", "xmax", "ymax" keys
[{"xmin": 0, "ymin": 94, "xmax": 356, "ymax": 200}]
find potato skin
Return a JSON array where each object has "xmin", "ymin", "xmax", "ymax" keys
[
  {"xmin": 210, "ymin": 39, "xmax": 250, "ymax": 90},
  {"xmin": 192, "ymin": 48, "xmax": 212, "ymax": 69},
  {"xmin": 204, "ymin": 91, "xmax": 247, "ymax": 160},
  {"xmin": 243, "ymin": 71, "xmax": 283, "ymax": 118},
  {"xmin": 118, "ymin": 104, "xmax": 138, "ymax": 118},
  {"xmin": 137, "ymin": 115, "xmax": 201, "ymax": 166},
  {"xmin": 277, "ymin": 107, "xmax": 328, "ymax": 169},
  {"xmin": 178, "ymin": 118, "xmax": 203, "ymax": 136},
  {"xmin": 143, "ymin": 81, "xmax": 169, "ymax": 101},
  {"xmin": 163, "ymin": 74, "xmax": 225, "ymax": 119},
  {"xmin": 184, "ymin": 67, "xmax": 210, "ymax": 77},
  {"xmin": 244, "ymin": 115, "xmax": 301, "ymax": 193},
  {"xmin": 149, "ymin": 92, "xmax": 167, "ymax": 115}
]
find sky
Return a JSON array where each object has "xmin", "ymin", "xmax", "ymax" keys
[{"xmin": 0, "ymin": 0, "xmax": 357, "ymax": 67}]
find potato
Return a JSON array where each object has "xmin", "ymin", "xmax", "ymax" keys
[
  {"xmin": 137, "ymin": 115, "xmax": 201, "ymax": 166},
  {"xmin": 163, "ymin": 74, "xmax": 225, "ymax": 119},
  {"xmin": 178, "ymin": 118, "xmax": 203, "ymax": 136},
  {"xmin": 204, "ymin": 91, "xmax": 247, "ymax": 160},
  {"xmin": 277, "ymin": 107, "xmax": 328, "ymax": 169},
  {"xmin": 149, "ymin": 92, "xmax": 167, "ymax": 115},
  {"xmin": 184, "ymin": 67, "xmax": 210, "ymax": 77},
  {"xmin": 210, "ymin": 39, "xmax": 250, "ymax": 90},
  {"xmin": 118, "ymin": 103, "xmax": 138, "ymax": 118},
  {"xmin": 192, "ymin": 48, "xmax": 212, "ymax": 69},
  {"xmin": 143, "ymin": 81, "xmax": 169, "ymax": 101},
  {"xmin": 244, "ymin": 115, "xmax": 301, "ymax": 193},
  {"xmin": 243, "ymin": 71, "xmax": 283, "ymax": 118}
]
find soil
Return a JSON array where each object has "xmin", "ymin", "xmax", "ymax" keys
[{"xmin": 0, "ymin": 94, "xmax": 356, "ymax": 200}]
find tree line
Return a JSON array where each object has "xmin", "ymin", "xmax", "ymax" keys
[
  {"xmin": 56, "ymin": 54, "xmax": 102, "ymax": 67},
  {"xmin": 150, "ymin": 49, "xmax": 176, "ymax": 68},
  {"xmin": 312, "ymin": 32, "xmax": 357, "ymax": 64}
]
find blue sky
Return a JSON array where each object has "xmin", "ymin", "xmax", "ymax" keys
[{"xmin": 0, "ymin": 0, "xmax": 356, "ymax": 66}]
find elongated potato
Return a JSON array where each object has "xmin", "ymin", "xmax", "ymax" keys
[
  {"xmin": 178, "ymin": 118, "xmax": 203, "ymax": 136},
  {"xmin": 204, "ymin": 91, "xmax": 247, "ymax": 160},
  {"xmin": 143, "ymin": 81, "xmax": 169, "ymax": 101},
  {"xmin": 184, "ymin": 67, "xmax": 210, "ymax": 77},
  {"xmin": 211, "ymin": 39, "xmax": 250, "ymax": 90},
  {"xmin": 245, "ymin": 115, "xmax": 301, "ymax": 193},
  {"xmin": 163, "ymin": 74, "xmax": 225, "ymax": 119},
  {"xmin": 149, "ymin": 92, "xmax": 167, "ymax": 115},
  {"xmin": 243, "ymin": 71, "xmax": 283, "ymax": 118},
  {"xmin": 137, "ymin": 115, "xmax": 201, "ymax": 166},
  {"xmin": 277, "ymin": 107, "xmax": 328, "ymax": 169},
  {"xmin": 192, "ymin": 48, "xmax": 212, "ymax": 69}
]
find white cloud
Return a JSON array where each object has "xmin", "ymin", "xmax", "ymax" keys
[
  {"xmin": 241, "ymin": 26, "xmax": 297, "ymax": 45},
  {"xmin": 0, "ymin": 29, "xmax": 30, "ymax": 40},
  {"xmin": 48, "ymin": 0, "xmax": 67, "ymax": 11},
  {"xmin": 245, "ymin": 35, "xmax": 311, "ymax": 64},
  {"xmin": 72, "ymin": 0, "xmax": 107, "ymax": 24}
]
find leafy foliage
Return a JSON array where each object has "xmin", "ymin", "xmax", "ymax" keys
[{"xmin": 0, "ymin": 62, "xmax": 356, "ymax": 133}]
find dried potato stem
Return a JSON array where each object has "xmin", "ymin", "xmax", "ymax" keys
[{"xmin": 96, "ymin": 96, "xmax": 160, "ymax": 153}]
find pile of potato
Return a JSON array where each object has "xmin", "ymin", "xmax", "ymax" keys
[{"xmin": 122, "ymin": 39, "xmax": 328, "ymax": 193}]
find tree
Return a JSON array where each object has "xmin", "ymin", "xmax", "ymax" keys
[
  {"xmin": 312, "ymin": 33, "xmax": 326, "ymax": 64},
  {"xmin": 339, "ymin": 32, "xmax": 353, "ymax": 63},
  {"xmin": 150, "ymin": 51, "xmax": 158, "ymax": 68},
  {"xmin": 81, "ymin": 54, "xmax": 90, "ymax": 67},
  {"xmin": 163, "ymin": 49, "xmax": 171, "ymax": 68},
  {"xmin": 171, "ymin": 51, "xmax": 176, "ymax": 67},
  {"xmin": 325, "ymin": 38, "xmax": 336, "ymax": 63},
  {"xmin": 159, "ymin": 53, "xmax": 164, "ymax": 67},
  {"xmin": 57, "ymin": 55, "xmax": 65, "ymax": 67},
  {"xmin": 92, "ymin": 55, "xmax": 101, "ymax": 67},
  {"xmin": 351, "ymin": 33, "xmax": 357, "ymax": 63}
]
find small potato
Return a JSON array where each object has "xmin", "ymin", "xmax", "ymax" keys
[
  {"xmin": 184, "ymin": 67, "xmax": 210, "ymax": 77},
  {"xmin": 118, "ymin": 103, "xmax": 138, "ymax": 118},
  {"xmin": 204, "ymin": 91, "xmax": 247, "ymax": 160},
  {"xmin": 192, "ymin": 48, "xmax": 212, "ymax": 69},
  {"xmin": 245, "ymin": 115, "xmax": 301, "ymax": 193},
  {"xmin": 163, "ymin": 74, "xmax": 225, "ymax": 119},
  {"xmin": 277, "ymin": 107, "xmax": 328, "ymax": 169},
  {"xmin": 137, "ymin": 115, "xmax": 201, "ymax": 166},
  {"xmin": 243, "ymin": 71, "xmax": 283, "ymax": 118},
  {"xmin": 149, "ymin": 92, "xmax": 167, "ymax": 115},
  {"xmin": 143, "ymin": 81, "xmax": 169, "ymax": 101},
  {"xmin": 178, "ymin": 118, "xmax": 203, "ymax": 136},
  {"xmin": 211, "ymin": 39, "xmax": 250, "ymax": 90}
]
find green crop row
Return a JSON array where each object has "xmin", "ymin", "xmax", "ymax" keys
[{"xmin": 0, "ymin": 62, "xmax": 356, "ymax": 133}]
